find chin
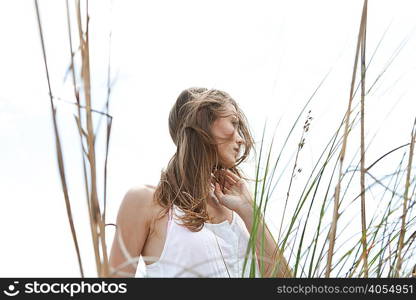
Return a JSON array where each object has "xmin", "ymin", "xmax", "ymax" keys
[
  {"xmin": 217, "ymin": 161, "xmax": 231, "ymax": 169},
  {"xmin": 218, "ymin": 154, "xmax": 237, "ymax": 169},
  {"xmin": 224, "ymin": 159, "xmax": 237, "ymax": 169}
]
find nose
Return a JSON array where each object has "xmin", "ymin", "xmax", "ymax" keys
[{"xmin": 235, "ymin": 131, "xmax": 244, "ymax": 146}]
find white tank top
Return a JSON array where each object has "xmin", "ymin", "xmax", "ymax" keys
[{"xmin": 140, "ymin": 204, "xmax": 261, "ymax": 278}]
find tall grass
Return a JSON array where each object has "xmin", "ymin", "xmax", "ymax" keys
[
  {"xmin": 326, "ymin": 0, "xmax": 368, "ymax": 278},
  {"xmin": 242, "ymin": 0, "xmax": 415, "ymax": 278}
]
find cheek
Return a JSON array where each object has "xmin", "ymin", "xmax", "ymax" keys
[
  {"xmin": 217, "ymin": 142, "xmax": 234, "ymax": 163},
  {"xmin": 211, "ymin": 119, "xmax": 236, "ymax": 160},
  {"xmin": 216, "ymin": 144, "xmax": 231, "ymax": 164},
  {"xmin": 217, "ymin": 143, "xmax": 228, "ymax": 155},
  {"xmin": 218, "ymin": 124, "xmax": 235, "ymax": 139}
]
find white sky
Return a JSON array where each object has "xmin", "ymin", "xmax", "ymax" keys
[{"xmin": 0, "ymin": 0, "xmax": 415, "ymax": 277}]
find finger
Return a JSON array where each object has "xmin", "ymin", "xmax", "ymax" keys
[
  {"xmin": 224, "ymin": 174, "xmax": 237, "ymax": 185},
  {"xmin": 224, "ymin": 174, "xmax": 240, "ymax": 188},
  {"xmin": 224, "ymin": 184, "xmax": 232, "ymax": 192},
  {"xmin": 226, "ymin": 169, "xmax": 240, "ymax": 181},
  {"xmin": 211, "ymin": 174, "xmax": 218, "ymax": 186},
  {"xmin": 221, "ymin": 169, "xmax": 239, "ymax": 182},
  {"xmin": 213, "ymin": 182, "xmax": 223, "ymax": 198},
  {"xmin": 213, "ymin": 172, "xmax": 224, "ymax": 185},
  {"xmin": 220, "ymin": 170, "xmax": 236, "ymax": 182},
  {"xmin": 209, "ymin": 190, "xmax": 220, "ymax": 204},
  {"xmin": 217, "ymin": 170, "xmax": 238, "ymax": 187},
  {"xmin": 223, "ymin": 180, "xmax": 233, "ymax": 189}
]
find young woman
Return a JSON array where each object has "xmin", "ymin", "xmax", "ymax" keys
[{"xmin": 108, "ymin": 88, "xmax": 292, "ymax": 278}]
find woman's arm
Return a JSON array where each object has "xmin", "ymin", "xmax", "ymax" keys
[
  {"xmin": 108, "ymin": 186, "xmax": 153, "ymax": 277},
  {"xmin": 236, "ymin": 202, "xmax": 293, "ymax": 278},
  {"xmin": 213, "ymin": 169, "xmax": 292, "ymax": 278}
]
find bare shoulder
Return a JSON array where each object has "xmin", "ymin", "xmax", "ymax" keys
[
  {"xmin": 117, "ymin": 184, "xmax": 159, "ymax": 226},
  {"xmin": 109, "ymin": 185, "xmax": 160, "ymax": 277},
  {"xmin": 125, "ymin": 184, "xmax": 156, "ymax": 201}
]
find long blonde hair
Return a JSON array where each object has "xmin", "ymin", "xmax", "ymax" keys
[{"xmin": 153, "ymin": 87, "xmax": 254, "ymax": 232}]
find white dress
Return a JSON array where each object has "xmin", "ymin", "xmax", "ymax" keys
[{"xmin": 140, "ymin": 205, "xmax": 261, "ymax": 278}]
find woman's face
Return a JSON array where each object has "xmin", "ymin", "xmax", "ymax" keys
[{"xmin": 211, "ymin": 103, "xmax": 244, "ymax": 168}]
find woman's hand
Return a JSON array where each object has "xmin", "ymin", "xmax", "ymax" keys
[{"xmin": 212, "ymin": 169, "xmax": 253, "ymax": 213}]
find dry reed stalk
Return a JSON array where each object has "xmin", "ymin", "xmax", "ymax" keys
[
  {"xmin": 74, "ymin": 0, "xmax": 110, "ymax": 277},
  {"xmin": 326, "ymin": 0, "xmax": 368, "ymax": 277},
  {"xmin": 65, "ymin": 0, "xmax": 91, "ymax": 216},
  {"xmin": 37, "ymin": 0, "xmax": 112, "ymax": 277},
  {"xmin": 71, "ymin": 0, "xmax": 103, "ymax": 276},
  {"xmin": 34, "ymin": 0, "xmax": 84, "ymax": 277},
  {"xmin": 394, "ymin": 117, "xmax": 416, "ymax": 276}
]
